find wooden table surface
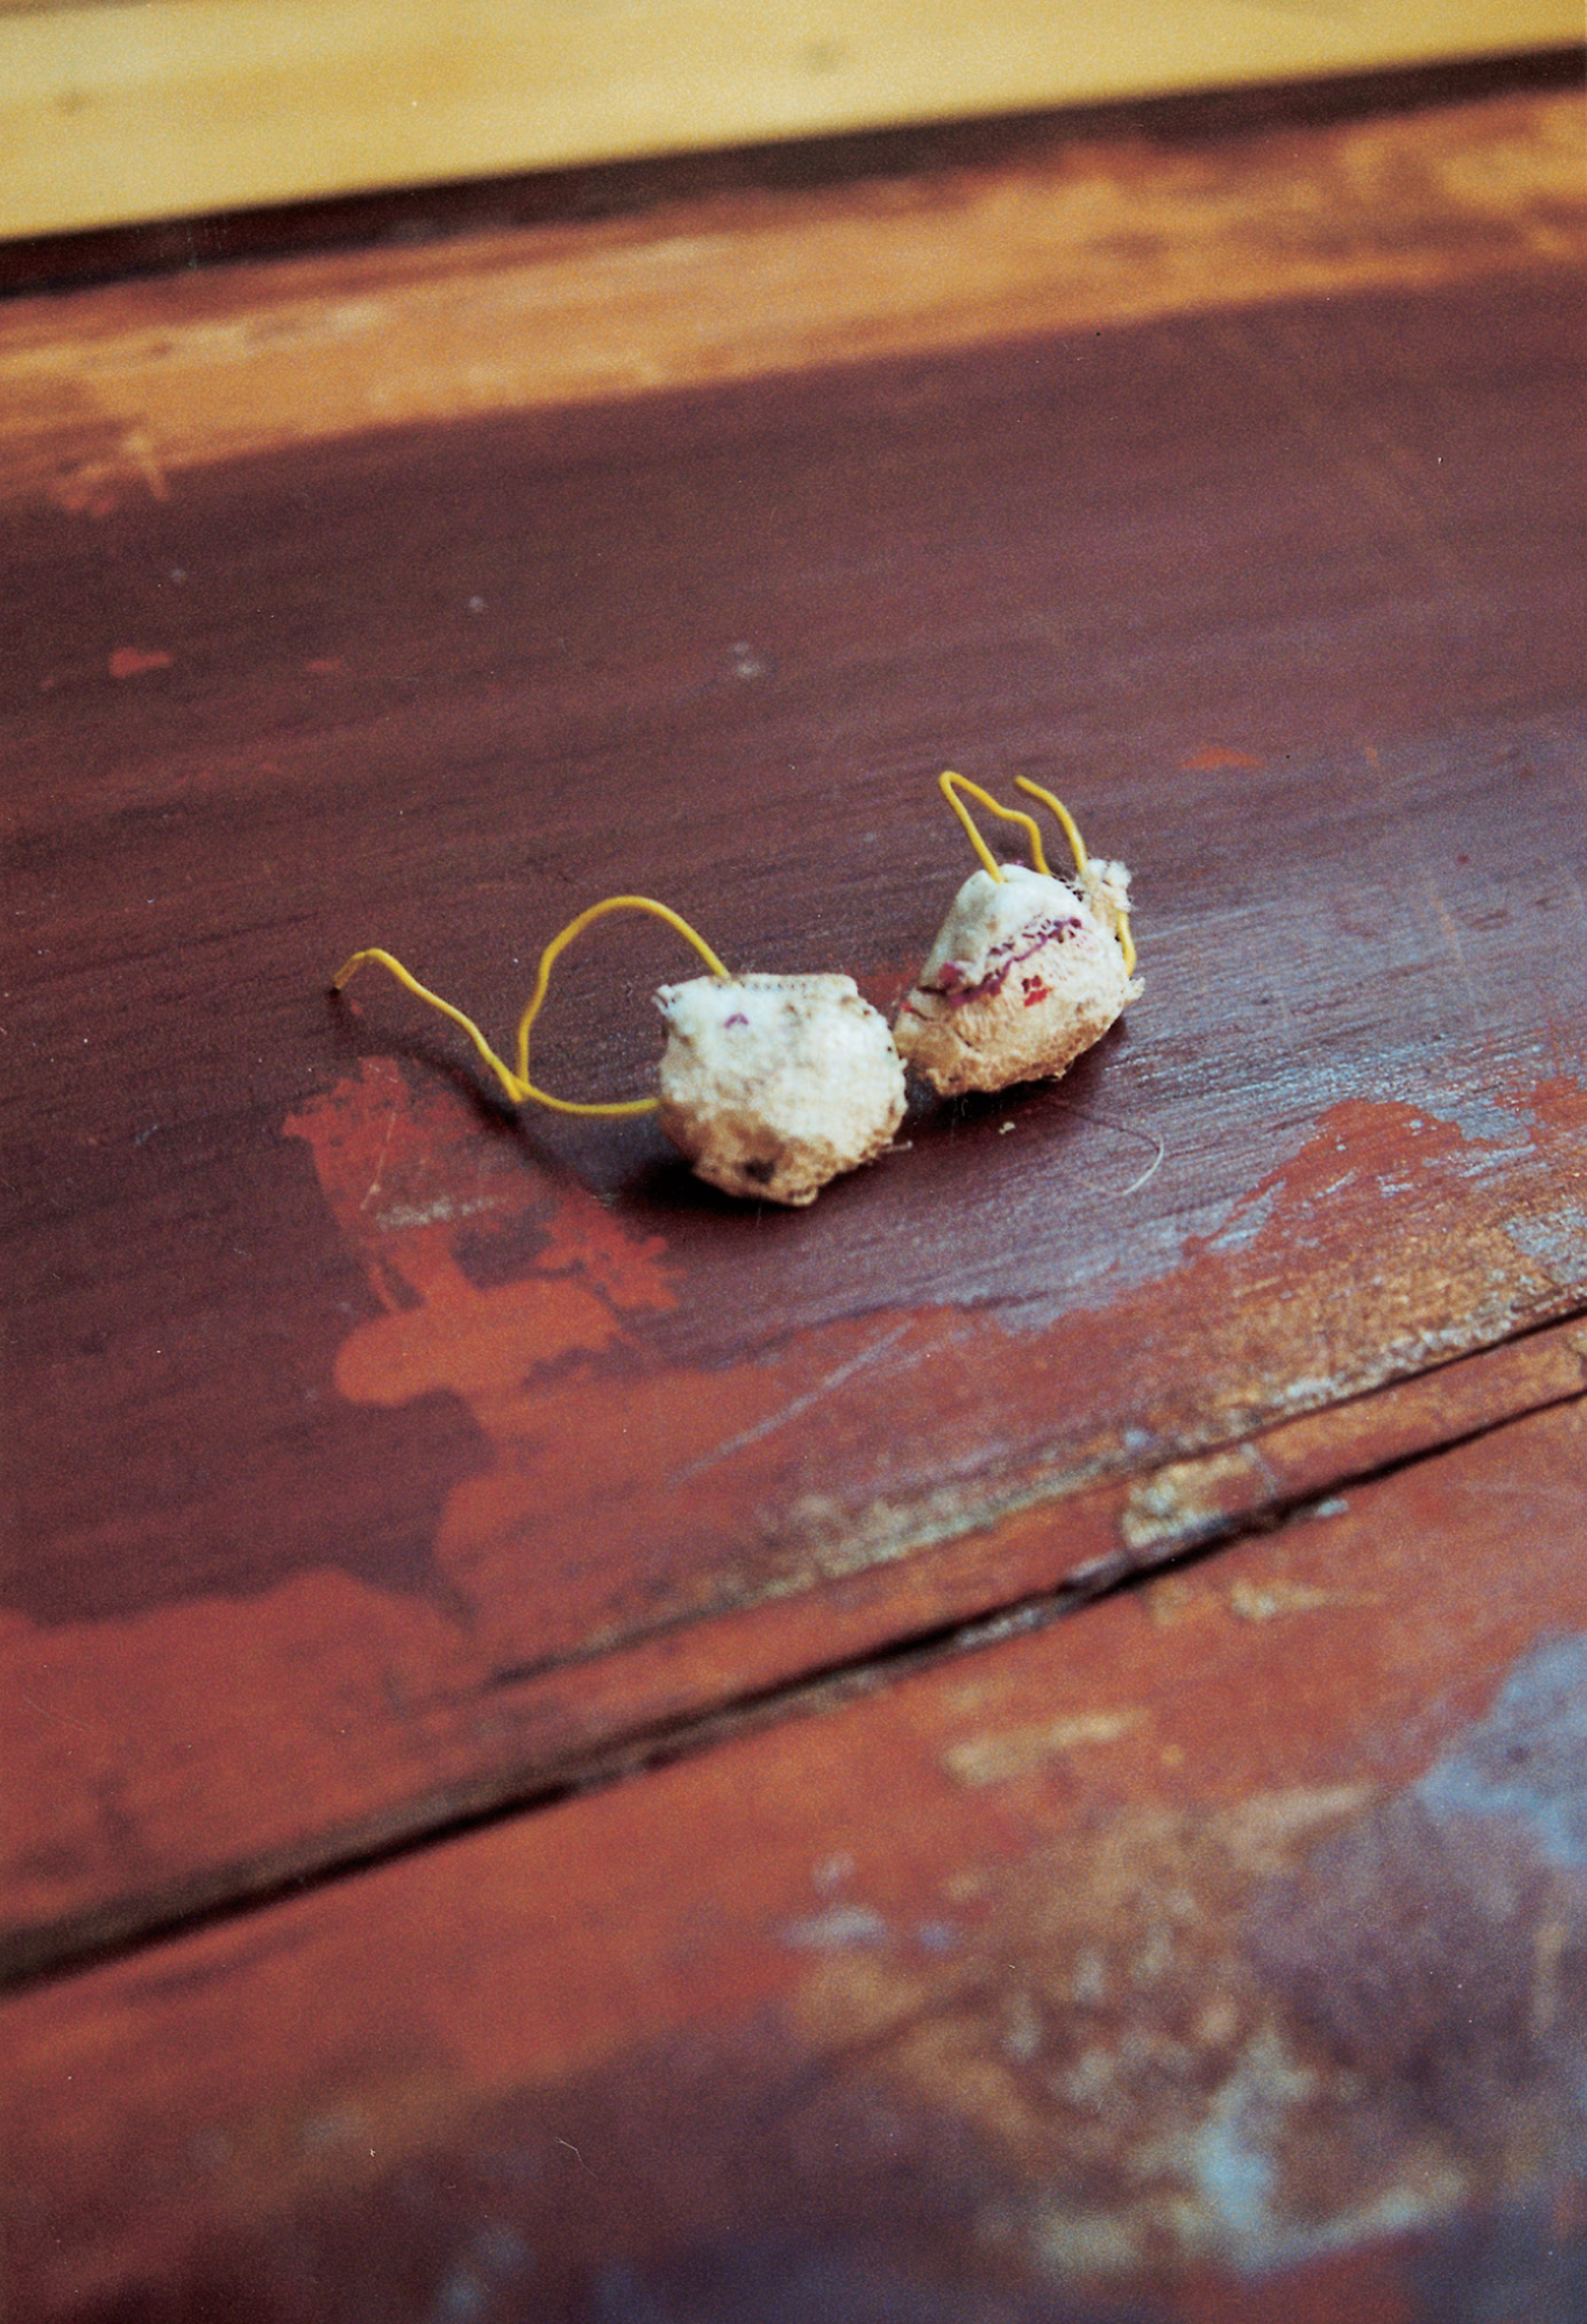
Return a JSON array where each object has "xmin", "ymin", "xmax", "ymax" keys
[{"xmin": 2, "ymin": 67, "xmax": 1585, "ymax": 2323}]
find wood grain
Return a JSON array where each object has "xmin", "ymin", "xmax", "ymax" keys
[
  {"xmin": 0, "ymin": 0, "xmax": 1576, "ymax": 237},
  {"xmin": 6, "ymin": 1396, "xmax": 1585, "ymax": 2320},
  {"xmin": 3, "ymin": 232, "xmax": 1584, "ymax": 1976},
  {"xmin": 2, "ymin": 89, "xmax": 1580, "ymax": 510},
  {"xmin": 4, "ymin": 83, "xmax": 1587, "ymax": 2322}
]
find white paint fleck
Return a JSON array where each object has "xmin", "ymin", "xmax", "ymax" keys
[{"xmin": 779, "ymin": 1903, "xmax": 888, "ymax": 1951}]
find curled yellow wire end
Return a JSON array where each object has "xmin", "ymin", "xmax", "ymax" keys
[
  {"xmin": 331, "ymin": 896, "xmax": 731, "ymax": 1117},
  {"xmin": 1013, "ymin": 777, "xmax": 1135, "ymax": 973},
  {"xmin": 1012, "ymin": 778, "xmax": 1087, "ymax": 877},
  {"xmin": 938, "ymin": 771, "xmax": 1051, "ymax": 884},
  {"xmin": 934, "ymin": 771, "xmax": 1135, "ymax": 973}
]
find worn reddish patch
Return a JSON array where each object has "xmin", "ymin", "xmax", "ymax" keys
[
  {"xmin": 3, "ymin": 1060, "xmax": 1580, "ymax": 1957},
  {"xmin": 108, "ymin": 646, "xmax": 173, "ymax": 679},
  {"xmin": 276, "ymin": 1058, "xmax": 1587, "ymax": 1675},
  {"xmin": 1178, "ymin": 745, "xmax": 1262, "ymax": 770},
  {"xmin": 7, "ymin": 1401, "xmax": 1586, "ymax": 2314}
]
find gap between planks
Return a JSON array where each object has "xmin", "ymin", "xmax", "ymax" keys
[
  {"xmin": 0, "ymin": 86, "xmax": 1581, "ymax": 512},
  {"xmin": 7, "ymin": 1306, "xmax": 1584, "ymax": 1998},
  {"xmin": 0, "ymin": 0, "xmax": 1577, "ymax": 239}
]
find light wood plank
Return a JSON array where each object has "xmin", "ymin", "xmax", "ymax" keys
[{"xmin": 0, "ymin": 0, "xmax": 1577, "ymax": 237}]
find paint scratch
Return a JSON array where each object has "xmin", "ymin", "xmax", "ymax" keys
[
  {"xmin": 357, "ymin": 1089, "xmax": 399, "ymax": 1213},
  {"xmin": 668, "ymin": 1321, "xmax": 913, "ymax": 1486}
]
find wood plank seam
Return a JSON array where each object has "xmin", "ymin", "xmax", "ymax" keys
[
  {"xmin": 1, "ymin": 0, "xmax": 1578, "ymax": 238},
  {"xmin": 1, "ymin": 87, "xmax": 1580, "ymax": 510},
  {"xmin": 1, "ymin": 48, "xmax": 1577, "ymax": 302},
  {"xmin": 4, "ymin": 114, "xmax": 1581, "ymax": 2013},
  {"xmin": 8, "ymin": 1399, "xmax": 1586, "ymax": 2320},
  {"xmin": 8, "ymin": 1327, "xmax": 1582, "ymax": 1998}
]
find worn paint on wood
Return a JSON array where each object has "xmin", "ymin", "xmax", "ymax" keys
[
  {"xmin": 5, "ymin": 1397, "xmax": 1585, "ymax": 2319},
  {"xmin": 2, "ymin": 245, "xmax": 1585, "ymax": 1971},
  {"xmin": 3, "ymin": 85, "xmax": 1587, "ymax": 2322},
  {"xmin": 0, "ymin": 90, "xmax": 1581, "ymax": 509}
]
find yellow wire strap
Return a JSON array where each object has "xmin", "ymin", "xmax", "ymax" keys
[
  {"xmin": 513, "ymin": 895, "xmax": 730, "ymax": 1107},
  {"xmin": 329, "ymin": 949, "xmax": 532, "ymax": 1106},
  {"xmin": 936, "ymin": 771, "xmax": 1135, "ymax": 972},
  {"xmin": 1013, "ymin": 778, "xmax": 1135, "ymax": 973},
  {"xmin": 1012, "ymin": 778, "xmax": 1088, "ymax": 876},
  {"xmin": 937, "ymin": 771, "xmax": 1050, "ymax": 884},
  {"xmin": 330, "ymin": 896, "xmax": 730, "ymax": 1118}
]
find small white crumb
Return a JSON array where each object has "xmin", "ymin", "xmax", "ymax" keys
[
  {"xmin": 894, "ymin": 860, "xmax": 1141, "ymax": 1097},
  {"xmin": 655, "ymin": 973, "xmax": 906, "ymax": 1206},
  {"xmin": 999, "ymin": 1120, "xmax": 1015, "ymax": 1134}
]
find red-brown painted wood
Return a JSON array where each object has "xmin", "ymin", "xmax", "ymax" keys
[
  {"xmin": 6, "ymin": 1397, "xmax": 1585, "ymax": 2322},
  {"xmin": 3, "ymin": 256, "xmax": 1585, "ymax": 1972}
]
